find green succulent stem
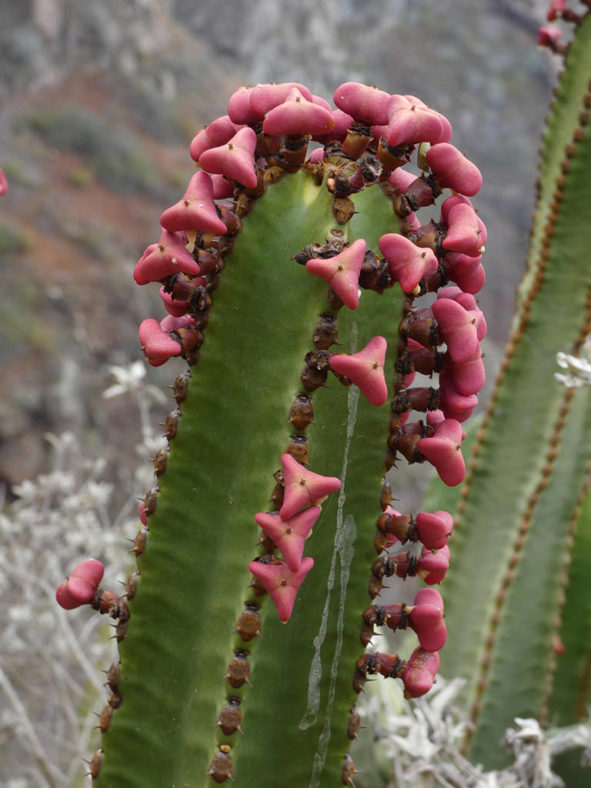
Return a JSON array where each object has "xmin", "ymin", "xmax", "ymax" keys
[
  {"xmin": 436, "ymin": 11, "xmax": 591, "ymax": 773},
  {"xmin": 96, "ymin": 171, "xmax": 403, "ymax": 787}
]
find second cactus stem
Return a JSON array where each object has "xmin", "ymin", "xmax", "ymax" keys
[{"xmin": 56, "ymin": 81, "xmax": 486, "ymax": 786}]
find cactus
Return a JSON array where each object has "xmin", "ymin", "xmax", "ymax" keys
[
  {"xmin": 55, "ymin": 79, "xmax": 488, "ymax": 786},
  {"xmin": 432, "ymin": 5, "xmax": 591, "ymax": 776}
]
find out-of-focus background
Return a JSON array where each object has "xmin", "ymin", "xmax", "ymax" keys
[{"xmin": 0, "ymin": 0, "xmax": 566, "ymax": 785}]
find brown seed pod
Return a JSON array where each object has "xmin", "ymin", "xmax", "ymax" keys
[
  {"xmin": 142, "ymin": 487, "xmax": 158, "ymax": 517},
  {"xmin": 341, "ymin": 122, "xmax": 371, "ymax": 159},
  {"xmin": 360, "ymin": 618, "xmax": 375, "ymax": 648},
  {"xmin": 288, "ymin": 393, "xmax": 314, "ymax": 431},
  {"xmin": 163, "ymin": 408, "xmax": 180, "ymax": 441},
  {"xmin": 285, "ymin": 433, "xmax": 310, "ymax": 465},
  {"xmin": 195, "ymin": 249, "xmax": 219, "ymax": 276},
  {"xmin": 301, "ymin": 349, "xmax": 331, "ymax": 392},
  {"xmin": 224, "ymin": 649, "xmax": 252, "ymax": 689},
  {"xmin": 347, "ymin": 708, "xmax": 362, "ymax": 740},
  {"xmin": 359, "ymin": 251, "xmax": 392, "ymax": 293},
  {"xmin": 152, "ymin": 448, "xmax": 169, "ymax": 477},
  {"xmin": 235, "ymin": 601, "xmax": 262, "ymax": 642},
  {"xmin": 88, "ymin": 749, "xmax": 102, "ymax": 779},
  {"xmin": 257, "ymin": 530, "xmax": 276, "ymax": 554},
  {"xmin": 97, "ymin": 703, "xmax": 113, "ymax": 733},
  {"xmin": 264, "ymin": 164, "xmax": 289, "ymax": 184},
  {"xmin": 207, "ymin": 746, "xmax": 234, "ymax": 783},
  {"xmin": 368, "ymin": 570, "xmax": 386, "ymax": 599},
  {"xmin": 377, "ymin": 138, "xmax": 413, "ymax": 174},
  {"xmin": 105, "ymin": 660, "xmax": 120, "ymax": 694},
  {"xmin": 342, "ymin": 753, "xmax": 356, "ymax": 786},
  {"xmin": 328, "ymin": 287, "xmax": 345, "ymax": 311},
  {"xmin": 108, "ymin": 691, "xmax": 122, "ymax": 710},
  {"xmin": 115, "ymin": 619, "xmax": 128, "ymax": 643},
  {"xmin": 172, "ymin": 370, "xmax": 191, "ymax": 404},
  {"xmin": 270, "ymin": 469, "xmax": 284, "ymax": 510},
  {"xmin": 380, "ymin": 482, "xmax": 393, "ymax": 511},
  {"xmin": 217, "ymin": 205, "xmax": 241, "ymax": 236},
  {"xmin": 332, "ymin": 196, "xmax": 356, "ymax": 225},
  {"xmin": 565, "ymin": 141, "xmax": 578, "ymax": 158},
  {"xmin": 133, "ymin": 528, "xmax": 148, "ymax": 558},
  {"xmin": 189, "ymin": 285, "xmax": 213, "ymax": 327},
  {"xmin": 125, "ymin": 570, "xmax": 139, "ymax": 600},
  {"xmin": 235, "ymin": 193, "xmax": 257, "ymax": 218},
  {"xmin": 313, "ymin": 313, "xmax": 339, "ymax": 349},
  {"xmin": 353, "ymin": 653, "xmax": 380, "ymax": 694},
  {"xmin": 357, "ymin": 152, "xmax": 382, "ymax": 184},
  {"xmin": 216, "ymin": 696, "xmax": 244, "ymax": 736}
]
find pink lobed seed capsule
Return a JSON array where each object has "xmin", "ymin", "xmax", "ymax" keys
[
  {"xmin": 262, "ymin": 88, "xmax": 334, "ymax": 137},
  {"xmin": 409, "ymin": 588, "xmax": 447, "ymax": 651},
  {"xmin": 387, "ymin": 167, "xmax": 417, "ymax": 194},
  {"xmin": 547, "ymin": 0, "xmax": 566, "ymax": 22},
  {"xmin": 333, "ymin": 82, "xmax": 394, "ymax": 126},
  {"xmin": 248, "ymin": 557, "xmax": 314, "ymax": 622},
  {"xmin": 445, "ymin": 252, "xmax": 486, "ymax": 295},
  {"xmin": 199, "ymin": 127, "xmax": 259, "ymax": 190},
  {"xmin": 439, "ymin": 362, "xmax": 479, "ymax": 422},
  {"xmin": 307, "ymin": 147, "xmax": 325, "ymax": 164},
  {"xmin": 228, "ymin": 85, "xmax": 261, "ymax": 124},
  {"xmin": 436, "ymin": 286, "xmax": 487, "ymax": 339},
  {"xmin": 538, "ymin": 25, "xmax": 563, "ymax": 48},
  {"xmin": 0, "ymin": 168, "xmax": 7, "ymax": 195},
  {"xmin": 254, "ymin": 506, "xmax": 322, "ymax": 572},
  {"xmin": 445, "ymin": 345, "xmax": 486, "ymax": 397},
  {"xmin": 56, "ymin": 558, "xmax": 105, "ymax": 609},
  {"xmin": 431, "ymin": 297, "xmax": 480, "ymax": 366},
  {"xmin": 279, "ymin": 453, "xmax": 341, "ymax": 520},
  {"xmin": 415, "ymin": 510, "xmax": 454, "ymax": 550},
  {"xmin": 205, "ymin": 115, "xmax": 244, "ymax": 146},
  {"xmin": 312, "ymin": 108, "xmax": 354, "ymax": 143},
  {"xmin": 210, "ymin": 174, "xmax": 235, "ymax": 200},
  {"xmin": 249, "ymin": 82, "xmax": 315, "ymax": 118},
  {"xmin": 426, "ymin": 143, "xmax": 482, "ymax": 197},
  {"xmin": 160, "ymin": 171, "xmax": 227, "ymax": 235},
  {"xmin": 134, "ymin": 230, "xmax": 201, "ymax": 285},
  {"xmin": 400, "ymin": 647, "xmax": 440, "ymax": 698},
  {"xmin": 305, "ymin": 238, "xmax": 366, "ymax": 309},
  {"xmin": 139, "ymin": 319, "xmax": 182, "ymax": 367},
  {"xmin": 441, "ymin": 195, "xmax": 487, "ymax": 258},
  {"xmin": 159, "ymin": 287, "xmax": 189, "ymax": 317},
  {"xmin": 329, "ymin": 336, "xmax": 389, "ymax": 406},
  {"xmin": 386, "ymin": 95, "xmax": 452, "ymax": 148},
  {"xmin": 379, "ymin": 233, "xmax": 439, "ymax": 294},
  {"xmin": 159, "ymin": 314, "xmax": 196, "ymax": 335},
  {"xmin": 189, "ymin": 116, "xmax": 244, "ymax": 163},
  {"xmin": 417, "ymin": 544, "xmax": 451, "ymax": 585},
  {"xmin": 453, "ymin": 289, "xmax": 487, "ymax": 328},
  {"xmin": 189, "ymin": 129, "xmax": 212, "ymax": 162},
  {"xmin": 417, "ymin": 418, "xmax": 466, "ymax": 486}
]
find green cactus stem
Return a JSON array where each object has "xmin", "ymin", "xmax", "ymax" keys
[
  {"xmin": 435, "ymin": 8, "xmax": 591, "ymax": 773},
  {"xmin": 55, "ymin": 82, "xmax": 487, "ymax": 786}
]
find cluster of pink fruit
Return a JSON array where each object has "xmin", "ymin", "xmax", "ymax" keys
[{"xmin": 57, "ymin": 79, "xmax": 488, "ymax": 723}]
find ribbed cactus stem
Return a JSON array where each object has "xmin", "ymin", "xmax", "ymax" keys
[
  {"xmin": 435, "ymin": 8, "xmax": 591, "ymax": 775},
  {"xmin": 55, "ymin": 81, "xmax": 486, "ymax": 786}
]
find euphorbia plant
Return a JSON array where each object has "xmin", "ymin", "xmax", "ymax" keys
[
  {"xmin": 432, "ymin": 6, "xmax": 591, "ymax": 779},
  {"xmin": 57, "ymin": 78, "xmax": 486, "ymax": 785}
]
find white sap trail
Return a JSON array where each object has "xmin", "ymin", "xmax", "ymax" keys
[{"xmin": 299, "ymin": 327, "xmax": 360, "ymax": 786}]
